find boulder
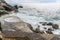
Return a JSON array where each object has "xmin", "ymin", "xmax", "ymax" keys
[
  {"xmin": 52, "ymin": 24, "xmax": 59, "ymax": 29},
  {"xmin": 19, "ymin": 6, "xmax": 23, "ymax": 8},
  {"xmin": 41, "ymin": 22, "xmax": 47, "ymax": 26},
  {"xmin": 47, "ymin": 22, "xmax": 53, "ymax": 26}
]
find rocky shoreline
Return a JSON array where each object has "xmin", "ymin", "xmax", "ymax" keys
[{"xmin": 0, "ymin": 0, "xmax": 60, "ymax": 40}]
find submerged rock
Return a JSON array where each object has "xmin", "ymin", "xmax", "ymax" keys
[{"xmin": 52, "ymin": 24, "xmax": 59, "ymax": 29}]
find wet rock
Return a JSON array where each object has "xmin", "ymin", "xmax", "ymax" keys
[
  {"xmin": 46, "ymin": 30, "xmax": 53, "ymax": 34},
  {"xmin": 0, "ymin": 10, "xmax": 9, "ymax": 16},
  {"xmin": 47, "ymin": 22, "xmax": 53, "ymax": 26},
  {"xmin": 51, "ymin": 37, "xmax": 60, "ymax": 40},
  {"xmin": 52, "ymin": 24, "xmax": 59, "ymax": 29},
  {"xmin": 14, "ymin": 5, "xmax": 18, "ymax": 9},
  {"xmin": 19, "ymin": 6, "xmax": 23, "ymax": 8},
  {"xmin": 0, "ymin": 22, "xmax": 2, "ymax": 31},
  {"xmin": 27, "ymin": 23, "xmax": 33, "ymax": 31},
  {"xmin": 14, "ymin": 5, "xmax": 19, "ymax": 12},
  {"xmin": 48, "ymin": 28, "xmax": 54, "ymax": 31},
  {"xmin": 2, "ymin": 5, "xmax": 13, "ymax": 11},
  {"xmin": 41, "ymin": 22, "xmax": 47, "ymax": 26}
]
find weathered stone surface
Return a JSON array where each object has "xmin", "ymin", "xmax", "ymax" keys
[
  {"xmin": 1, "ymin": 15, "xmax": 33, "ymax": 33},
  {"xmin": 52, "ymin": 24, "xmax": 59, "ymax": 29},
  {"xmin": 27, "ymin": 33, "xmax": 46, "ymax": 40},
  {"xmin": 51, "ymin": 37, "xmax": 60, "ymax": 40},
  {"xmin": 0, "ymin": 10, "xmax": 9, "ymax": 16}
]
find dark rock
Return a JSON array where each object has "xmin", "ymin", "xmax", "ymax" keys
[
  {"xmin": 0, "ymin": 38, "xmax": 2, "ymax": 40},
  {"xmin": 48, "ymin": 28, "xmax": 54, "ymax": 31},
  {"xmin": 14, "ymin": 5, "xmax": 18, "ymax": 12},
  {"xmin": 14, "ymin": 5, "xmax": 18, "ymax": 9},
  {"xmin": 52, "ymin": 24, "xmax": 59, "ymax": 29},
  {"xmin": 44, "ymin": 27, "xmax": 47, "ymax": 29},
  {"xmin": 0, "ymin": 22, "xmax": 2, "ymax": 31},
  {"xmin": 19, "ymin": 6, "xmax": 23, "ymax": 8},
  {"xmin": 0, "ymin": 10, "xmax": 9, "ymax": 16},
  {"xmin": 51, "ymin": 37, "xmax": 60, "ymax": 40},
  {"xmin": 42, "ymin": 22, "xmax": 47, "ymax": 26},
  {"xmin": 2, "ymin": 5, "xmax": 13, "ymax": 11},
  {"xmin": 47, "ymin": 22, "xmax": 53, "ymax": 26},
  {"xmin": 27, "ymin": 23, "xmax": 33, "ymax": 31},
  {"xmin": 46, "ymin": 30, "xmax": 53, "ymax": 34}
]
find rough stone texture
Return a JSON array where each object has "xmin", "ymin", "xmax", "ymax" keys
[
  {"xmin": 0, "ymin": 10, "xmax": 9, "ymax": 16},
  {"xmin": 52, "ymin": 24, "xmax": 59, "ymax": 29},
  {"xmin": 27, "ymin": 33, "xmax": 46, "ymax": 40},
  {"xmin": 51, "ymin": 37, "xmax": 60, "ymax": 40}
]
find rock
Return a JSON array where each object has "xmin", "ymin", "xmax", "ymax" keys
[
  {"xmin": 46, "ymin": 30, "xmax": 53, "ymax": 34},
  {"xmin": 0, "ymin": 10, "xmax": 9, "ymax": 16},
  {"xmin": 0, "ymin": 6, "xmax": 5, "ymax": 10},
  {"xmin": 14, "ymin": 5, "xmax": 19, "ymax": 12},
  {"xmin": 0, "ymin": 22, "xmax": 2, "ymax": 31},
  {"xmin": 0, "ymin": 0, "xmax": 5, "ymax": 3},
  {"xmin": 14, "ymin": 5, "xmax": 18, "ymax": 9},
  {"xmin": 52, "ymin": 24, "xmax": 59, "ymax": 29},
  {"xmin": 2, "ymin": 5, "xmax": 13, "ymax": 11},
  {"xmin": 34, "ymin": 27, "xmax": 44, "ymax": 34},
  {"xmin": 47, "ymin": 22, "xmax": 53, "ymax": 26},
  {"xmin": 27, "ymin": 33, "xmax": 46, "ymax": 40},
  {"xmin": 1, "ymin": 15, "xmax": 33, "ymax": 33},
  {"xmin": 41, "ymin": 22, "xmax": 47, "ymax": 26},
  {"xmin": 27, "ymin": 23, "xmax": 33, "ymax": 31},
  {"xmin": 19, "ymin": 6, "xmax": 23, "ymax": 8},
  {"xmin": 51, "ymin": 37, "xmax": 60, "ymax": 40},
  {"xmin": 48, "ymin": 28, "xmax": 54, "ymax": 31}
]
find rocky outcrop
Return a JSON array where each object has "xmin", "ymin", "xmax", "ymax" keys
[
  {"xmin": 52, "ymin": 24, "xmax": 59, "ymax": 29},
  {"xmin": 51, "ymin": 37, "xmax": 60, "ymax": 40},
  {"xmin": 0, "ymin": 10, "xmax": 9, "ymax": 16}
]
